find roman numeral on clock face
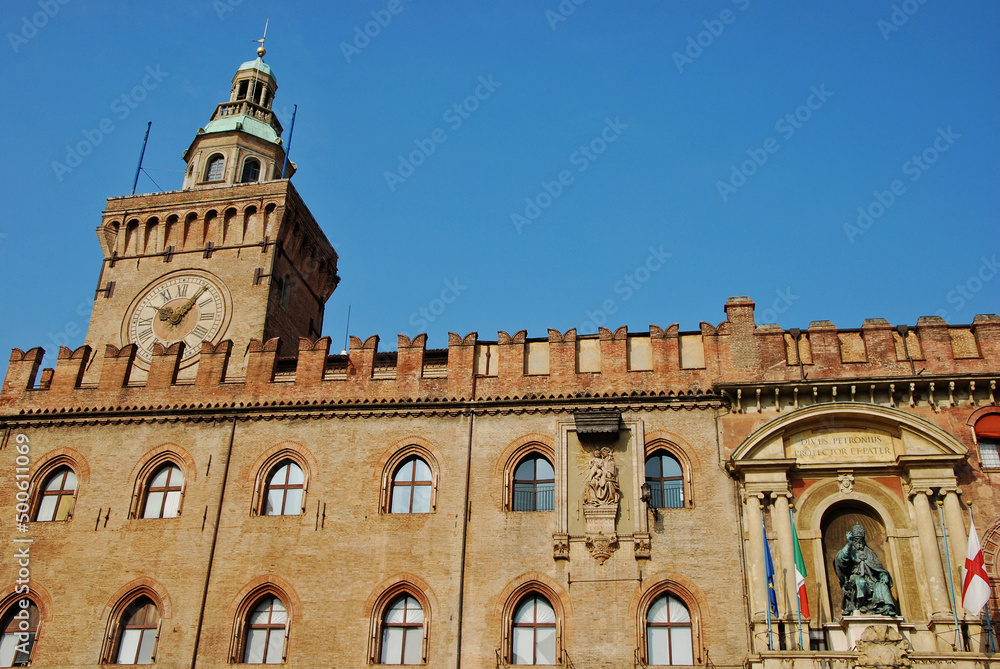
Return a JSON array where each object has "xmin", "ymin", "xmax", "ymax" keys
[
  {"xmin": 137, "ymin": 316, "xmax": 152, "ymax": 327},
  {"xmin": 192, "ymin": 324, "xmax": 209, "ymax": 339},
  {"xmin": 137, "ymin": 328, "xmax": 153, "ymax": 344},
  {"xmin": 176, "ymin": 284, "xmax": 189, "ymax": 297},
  {"xmin": 159, "ymin": 289, "xmax": 172, "ymax": 303},
  {"xmin": 199, "ymin": 311, "xmax": 215, "ymax": 321}
]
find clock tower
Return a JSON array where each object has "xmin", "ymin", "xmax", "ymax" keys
[{"xmin": 82, "ymin": 46, "xmax": 339, "ymax": 384}]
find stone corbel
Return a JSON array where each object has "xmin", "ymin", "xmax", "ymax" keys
[
  {"xmin": 552, "ymin": 533, "xmax": 570, "ymax": 560},
  {"xmin": 633, "ymin": 532, "xmax": 651, "ymax": 560},
  {"xmin": 584, "ymin": 532, "xmax": 618, "ymax": 565}
]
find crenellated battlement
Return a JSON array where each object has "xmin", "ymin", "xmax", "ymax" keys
[
  {"xmin": 98, "ymin": 180, "xmax": 338, "ymax": 300},
  {"xmin": 3, "ymin": 298, "xmax": 999, "ymax": 413}
]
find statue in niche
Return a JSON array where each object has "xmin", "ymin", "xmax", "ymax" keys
[
  {"xmin": 583, "ymin": 447, "xmax": 620, "ymax": 506},
  {"xmin": 833, "ymin": 523, "xmax": 898, "ymax": 616}
]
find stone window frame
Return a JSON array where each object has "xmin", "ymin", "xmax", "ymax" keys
[
  {"xmin": 229, "ymin": 585, "xmax": 292, "ymax": 665},
  {"xmin": 634, "ymin": 581, "xmax": 702, "ymax": 667},
  {"xmin": 251, "ymin": 450, "xmax": 311, "ymax": 518},
  {"xmin": 29, "ymin": 452, "xmax": 86, "ymax": 523},
  {"xmin": 367, "ymin": 581, "xmax": 431, "ymax": 665},
  {"xmin": 505, "ymin": 445, "xmax": 556, "ymax": 513},
  {"xmin": 99, "ymin": 587, "xmax": 164, "ymax": 665},
  {"xmin": 128, "ymin": 449, "xmax": 192, "ymax": 520},
  {"xmin": 0, "ymin": 594, "xmax": 41, "ymax": 665},
  {"xmin": 240, "ymin": 156, "xmax": 262, "ymax": 184},
  {"xmin": 644, "ymin": 440, "xmax": 694, "ymax": 509},
  {"xmin": 204, "ymin": 153, "xmax": 226, "ymax": 182},
  {"xmin": 379, "ymin": 445, "xmax": 439, "ymax": 515},
  {"xmin": 500, "ymin": 582, "xmax": 566, "ymax": 666}
]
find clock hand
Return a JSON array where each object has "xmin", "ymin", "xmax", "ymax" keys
[
  {"xmin": 153, "ymin": 305, "xmax": 175, "ymax": 322},
  {"xmin": 170, "ymin": 286, "xmax": 208, "ymax": 324}
]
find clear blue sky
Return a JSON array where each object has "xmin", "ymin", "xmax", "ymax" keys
[{"xmin": 1, "ymin": 1, "xmax": 997, "ymax": 365}]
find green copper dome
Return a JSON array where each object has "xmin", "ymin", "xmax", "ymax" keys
[
  {"xmin": 237, "ymin": 57, "xmax": 276, "ymax": 84},
  {"xmin": 202, "ymin": 114, "xmax": 280, "ymax": 143}
]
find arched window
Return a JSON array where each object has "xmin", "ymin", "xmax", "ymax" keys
[
  {"xmin": 975, "ymin": 414, "xmax": 1000, "ymax": 468},
  {"xmin": 243, "ymin": 596, "xmax": 287, "ymax": 664},
  {"xmin": 240, "ymin": 158, "xmax": 261, "ymax": 183},
  {"xmin": 114, "ymin": 596, "xmax": 160, "ymax": 665},
  {"xmin": 645, "ymin": 452, "xmax": 684, "ymax": 508},
  {"xmin": 379, "ymin": 595, "xmax": 425, "ymax": 664},
  {"xmin": 391, "ymin": 457, "xmax": 432, "ymax": 513},
  {"xmin": 142, "ymin": 464, "xmax": 184, "ymax": 519},
  {"xmin": 645, "ymin": 594, "xmax": 693, "ymax": 666},
  {"xmin": 264, "ymin": 461, "xmax": 304, "ymax": 516},
  {"xmin": 511, "ymin": 595, "xmax": 557, "ymax": 665},
  {"xmin": 34, "ymin": 466, "xmax": 77, "ymax": 522},
  {"xmin": 513, "ymin": 455, "xmax": 554, "ymax": 511},
  {"xmin": 0, "ymin": 600, "xmax": 39, "ymax": 666},
  {"xmin": 205, "ymin": 155, "xmax": 226, "ymax": 182}
]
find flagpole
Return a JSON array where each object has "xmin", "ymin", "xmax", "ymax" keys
[
  {"xmin": 937, "ymin": 498, "xmax": 963, "ymax": 650},
  {"xmin": 969, "ymin": 503, "xmax": 998, "ymax": 653},
  {"xmin": 761, "ymin": 506, "xmax": 773, "ymax": 651},
  {"xmin": 791, "ymin": 504, "xmax": 803, "ymax": 651}
]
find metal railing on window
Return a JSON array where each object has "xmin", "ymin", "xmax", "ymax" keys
[
  {"xmin": 650, "ymin": 482, "xmax": 684, "ymax": 509},
  {"xmin": 513, "ymin": 486, "xmax": 554, "ymax": 511}
]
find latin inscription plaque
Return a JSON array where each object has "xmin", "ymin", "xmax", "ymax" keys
[{"xmin": 786, "ymin": 429, "xmax": 894, "ymax": 463}]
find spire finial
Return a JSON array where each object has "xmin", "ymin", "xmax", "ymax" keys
[{"xmin": 254, "ymin": 19, "xmax": 269, "ymax": 58}]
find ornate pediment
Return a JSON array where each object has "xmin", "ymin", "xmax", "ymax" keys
[{"xmin": 729, "ymin": 404, "xmax": 967, "ymax": 471}]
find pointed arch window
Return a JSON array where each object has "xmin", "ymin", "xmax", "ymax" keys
[
  {"xmin": 205, "ymin": 155, "xmax": 226, "ymax": 182},
  {"xmin": 645, "ymin": 594, "xmax": 693, "ymax": 666},
  {"xmin": 0, "ymin": 600, "xmax": 39, "ymax": 667},
  {"xmin": 379, "ymin": 595, "xmax": 425, "ymax": 664},
  {"xmin": 511, "ymin": 595, "xmax": 557, "ymax": 665},
  {"xmin": 243, "ymin": 596, "xmax": 287, "ymax": 664},
  {"xmin": 142, "ymin": 464, "xmax": 184, "ymax": 519},
  {"xmin": 391, "ymin": 457, "xmax": 432, "ymax": 514},
  {"xmin": 645, "ymin": 452, "xmax": 684, "ymax": 509},
  {"xmin": 34, "ymin": 466, "xmax": 77, "ymax": 522},
  {"xmin": 264, "ymin": 461, "xmax": 305, "ymax": 516},
  {"xmin": 513, "ymin": 455, "xmax": 554, "ymax": 511},
  {"xmin": 240, "ymin": 158, "xmax": 261, "ymax": 183},
  {"xmin": 114, "ymin": 597, "xmax": 160, "ymax": 665}
]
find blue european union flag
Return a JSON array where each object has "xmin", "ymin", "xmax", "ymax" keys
[{"xmin": 762, "ymin": 521, "xmax": 780, "ymax": 618}]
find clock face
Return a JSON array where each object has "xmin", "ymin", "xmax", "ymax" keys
[{"xmin": 124, "ymin": 272, "xmax": 231, "ymax": 367}]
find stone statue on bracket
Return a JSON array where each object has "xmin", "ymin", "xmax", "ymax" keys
[
  {"xmin": 833, "ymin": 523, "xmax": 898, "ymax": 616},
  {"xmin": 583, "ymin": 447, "xmax": 621, "ymax": 506}
]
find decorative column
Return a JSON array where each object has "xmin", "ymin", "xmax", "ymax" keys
[
  {"xmin": 772, "ymin": 493, "xmax": 796, "ymax": 618},
  {"xmin": 745, "ymin": 492, "xmax": 768, "ymax": 621},
  {"xmin": 941, "ymin": 488, "xmax": 968, "ymax": 620},
  {"xmin": 910, "ymin": 488, "xmax": 952, "ymax": 616}
]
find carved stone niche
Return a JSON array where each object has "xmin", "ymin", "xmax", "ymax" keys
[{"xmin": 573, "ymin": 410, "xmax": 625, "ymax": 564}]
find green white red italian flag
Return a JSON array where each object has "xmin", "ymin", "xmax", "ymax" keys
[{"xmin": 791, "ymin": 519, "xmax": 811, "ymax": 618}]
